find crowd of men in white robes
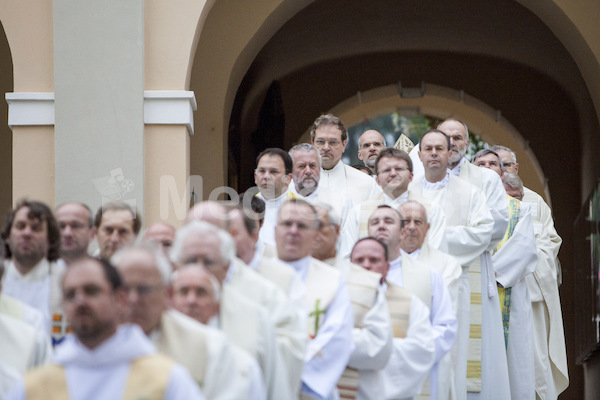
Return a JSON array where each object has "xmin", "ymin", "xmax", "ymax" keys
[{"xmin": 0, "ymin": 113, "xmax": 568, "ymax": 400}]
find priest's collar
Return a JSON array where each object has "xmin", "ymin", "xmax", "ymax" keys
[
  {"xmin": 280, "ymin": 255, "xmax": 311, "ymax": 281},
  {"xmin": 422, "ymin": 172, "xmax": 450, "ymax": 190},
  {"xmin": 384, "ymin": 190, "xmax": 408, "ymax": 205},
  {"xmin": 289, "ymin": 181, "xmax": 319, "ymax": 199},
  {"xmin": 389, "ymin": 254, "xmax": 402, "ymax": 270},
  {"xmin": 261, "ymin": 189, "xmax": 289, "ymax": 204},
  {"xmin": 449, "ymin": 157, "xmax": 467, "ymax": 176},
  {"xmin": 400, "ymin": 248, "xmax": 421, "ymax": 259},
  {"xmin": 223, "ymin": 260, "xmax": 236, "ymax": 285},
  {"xmin": 247, "ymin": 241, "xmax": 263, "ymax": 271},
  {"xmin": 321, "ymin": 159, "xmax": 345, "ymax": 175},
  {"xmin": 6, "ymin": 258, "xmax": 52, "ymax": 281}
]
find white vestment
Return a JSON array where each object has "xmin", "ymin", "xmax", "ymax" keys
[
  {"xmin": 492, "ymin": 201, "xmax": 537, "ymax": 400},
  {"xmin": 218, "ymin": 284, "xmax": 293, "ymax": 400},
  {"xmin": 6, "ymin": 324, "xmax": 205, "ymax": 400},
  {"xmin": 0, "ymin": 313, "xmax": 51, "ymax": 374},
  {"xmin": 229, "ymin": 345, "xmax": 267, "ymax": 400},
  {"xmin": 388, "ymin": 252, "xmax": 458, "ymax": 400},
  {"xmin": 257, "ymin": 190, "xmax": 295, "ymax": 247},
  {"xmin": 381, "ymin": 282, "xmax": 436, "ymax": 400},
  {"xmin": 339, "ymin": 191, "xmax": 446, "ymax": 259},
  {"xmin": 0, "ymin": 294, "xmax": 52, "ymax": 350},
  {"xmin": 409, "ymin": 174, "xmax": 510, "ymax": 400},
  {"xmin": 2, "ymin": 259, "xmax": 67, "ymax": 345},
  {"xmin": 247, "ymin": 245, "xmax": 307, "ymax": 314},
  {"xmin": 319, "ymin": 161, "xmax": 381, "ymax": 205},
  {"xmin": 414, "ymin": 244, "xmax": 462, "ymax": 400},
  {"xmin": 283, "ymin": 256, "xmax": 355, "ymax": 400},
  {"xmin": 325, "ymin": 257, "xmax": 393, "ymax": 400},
  {"xmin": 521, "ymin": 188, "xmax": 568, "ymax": 399},
  {"xmin": 288, "ymin": 183, "xmax": 354, "ymax": 228},
  {"xmin": 0, "ymin": 360, "xmax": 20, "ymax": 399},
  {"xmin": 151, "ymin": 309, "xmax": 241, "ymax": 400},
  {"xmin": 228, "ymin": 258, "xmax": 307, "ymax": 395}
]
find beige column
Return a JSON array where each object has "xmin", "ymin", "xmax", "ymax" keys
[
  {"xmin": 0, "ymin": 0, "xmax": 55, "ymax": 206},
  {"xmin": 143, "ymin": 0, "xmax": 214, "ymax": 226}
]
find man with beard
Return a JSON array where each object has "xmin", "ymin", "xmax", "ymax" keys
[
  {"xmin": 357, "ymin": 130, "xmax": 386, "ymax": 175},
  {"xmin": 1, "ymin": 200, "xmax": 66, "ymax": 345},
  {"xmin": 288, "ymin": 143, "xmax": 352, "ymax": 228},
  {"xmin": 310, "ymin": 114, "xmax": 380, "ymax": 204},
  {"xmin": 55, "ymin": 202, "xmax": 96, "ymax": 265},
  {"xmin": 7, "ymin": 257, "xmax": 204, "ymax": 400}
]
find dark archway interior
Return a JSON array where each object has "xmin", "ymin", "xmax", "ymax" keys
[
  {"xmin": 229, "ymin": 1, "xmax": 600, "ymax": 397},
  {"xmin": 0, "ymin": 21, "xmax": 13, "ymax": 215}
]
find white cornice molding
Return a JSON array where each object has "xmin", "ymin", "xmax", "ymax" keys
[
  {"xmin": 5, "ymin": 92, "xmax": 55, "ymax": 128},
  {"xmin": 144, "ymin": 90, "xmax": 197, "ymax": 135},
  {"xmin": 5, "ymin": 91, "xmax": 198, "ymax": 135}
]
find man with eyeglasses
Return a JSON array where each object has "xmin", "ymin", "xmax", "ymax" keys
[
  {"xmin": 112, "ymin": 244, "xmax": 242, "ymax": 400},
  {"xmin": 357, "ymin": 130, "xmax": 386, "ymax": 175},
  {"xmin": 310, "ymin": 114, "xmax": 380, "ymax": 205},
  {"xmin": 171, "ymin": 219, "xmax": 295, "ymax": 399},
  {"xmin": 367, "ymin": 203, "xmax": 457, "ymax": 400},
  {"xmin": 397, "ymin": 200, "xmax": 460, "ymax": 400},
  {"xmin": 275, "ymin": 199, "xmax": 354, "ymax": 400},
  {"xmin": 310, "ymin": 202, "xmax": 393, "ymax": 400},
  {"xmin": 339, "ymin": 148, "xmax": 445, "ymax": 258},
  {"xmin": 491, "ymin": 146, "xmax": 567, "ymax": 400}
]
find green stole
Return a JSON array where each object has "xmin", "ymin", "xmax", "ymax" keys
[{"xmin": 494, "ymin": 195, "xmax": 521, "ymax": 348}]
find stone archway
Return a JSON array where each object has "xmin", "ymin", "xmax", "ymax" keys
[{"xmin": 322, "ymin": 83, "xmax": 552, "ymax": 203}]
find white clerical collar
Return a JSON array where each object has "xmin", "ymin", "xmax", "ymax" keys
[
  {"xmin": 321, "ymin": 160, "xmax": 345, "ymax": 175},
  {"xmin": 280, "ymin": 255, "xmax": 311, "ymax": 281},
  {"xmin": 262, "ymin": 189, "xmax": 289, "ymax": 205},
  {"xmin": 247, "ymin": 241, "xmax": 263, "ymax": 271},
  {"xmin": 389, "ymin": 254, "xmax": 402, "ymax": 270},
  {"xmin": 422, "ymin": 172, "xmax": 450, "ymax": 190},
  {"xmin": 6, "ymin": 258, "xmax": 51, "ymax": 282},
  {"xmin": 449, "ymin": 157, "xmax": 467, "ymax": 176},
  {"xmin": 400, "ymin": 248, "xmax": 421, "ymax": 259},
  {"xmin": 289, "ymin": 181, "xmax": 319, "ymax": 199},
  {"xmin": 384, "ymin": 191, "xmax": 408, "ymax": 206},
  {"xmin": 223, "ymin": 261, "xmax": 236, "ymax": 285}
]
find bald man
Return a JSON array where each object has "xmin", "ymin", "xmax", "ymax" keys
[{"xmin": 357, "ymin": 130, "xmax": 386, "ymax": 175}]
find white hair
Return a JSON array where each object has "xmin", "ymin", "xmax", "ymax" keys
[
  {"xmin": 171, "ymin": 264, "xmax": 221, "ymax": 302},
  {"xmin": 313, "ymin": 202, "xmax": 341, "ymax": 227},
  {"xmin": 170, "ymin": 220, "xmax": 235, "ymax": 266},
  {"xmin": 491, "ymin": 145, "xmax": 517, "ymax": 163},
  {"xmin": 111, "ymin": 242, "xmax": 173, "ymax": 284}
]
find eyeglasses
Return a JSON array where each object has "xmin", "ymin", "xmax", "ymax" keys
[
  {"xmin": 378, "ymin": 167, "xmax": 409, "ymax": 175},
  {"xmin": 313, "ymin": 139, "xmax": 342, "ymax": 147},
  {"xmin": 277, "ymin": 220, "xmax": 315, "ymax": 231}
]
